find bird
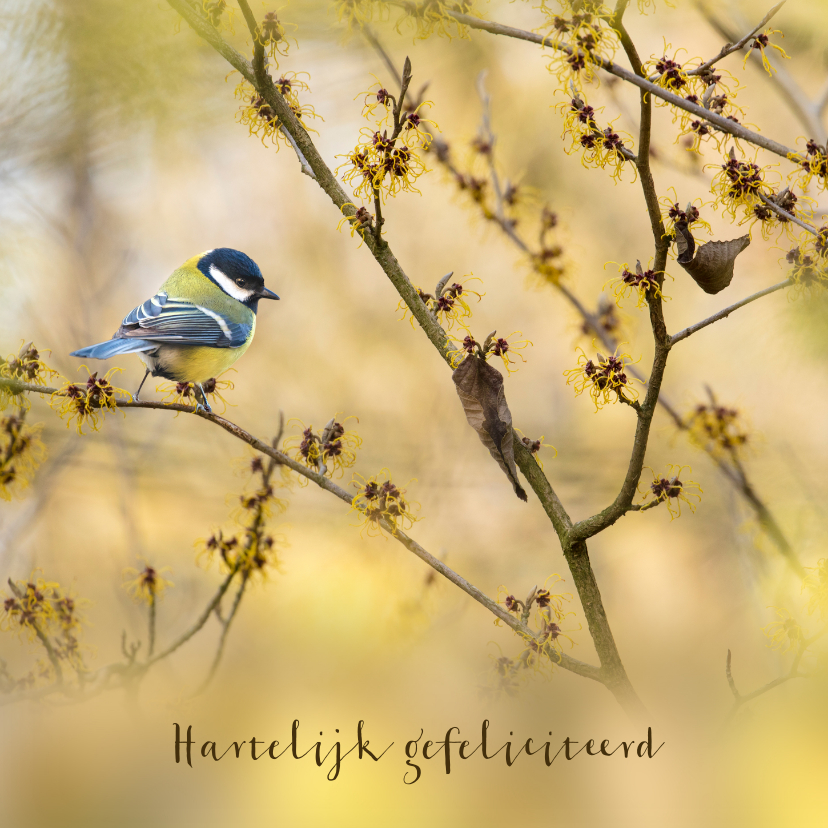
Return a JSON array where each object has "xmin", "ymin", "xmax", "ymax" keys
[{"xmin": 70, "ymin": 248, "xmax": 279, "ymax": 412}]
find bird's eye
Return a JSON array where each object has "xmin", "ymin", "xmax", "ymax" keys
[{"xmin": 235, "ymin": 278, "xmax": 245, "ymax": 287}]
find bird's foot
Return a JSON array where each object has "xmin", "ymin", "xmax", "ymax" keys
[
  {"xmin": 132, "ymin": 393, "xmax": 141, "ymax": 403},
  {"xmin": 194, "ymin": 401, "xmax": 212, "ymax": 414}
]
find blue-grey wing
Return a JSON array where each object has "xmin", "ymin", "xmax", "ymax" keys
[{"xmin": 118, "ymin": 293, "xmax": 250, "ymax": 348}]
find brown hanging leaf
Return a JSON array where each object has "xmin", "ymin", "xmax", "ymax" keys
[
  {"xmin": 452, "ymin": 355, "xmax": 527, "ymax": 501},
  {"xmin": 674, "ymin": 221, "xmax": 750, "ymax": 294}
]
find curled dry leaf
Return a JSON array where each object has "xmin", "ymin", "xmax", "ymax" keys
[
  {"xmin": 452, "ymin": 354, "xmax": 528, "ymax": 501},
  {"xmin": 674, "ymin": 221, "xmax": 751, "ymax": 294}
]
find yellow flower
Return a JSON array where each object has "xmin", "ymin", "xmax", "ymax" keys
[
  {"xmin": 488, "ymin": 331, "xmax": 532, "ymax": 375},
  {"xmin": 784, "ymin": 229, "xmax": 828, "ymax": 298},
  {"xmin": 0, "ymin": 342, "xmax": 59, "ymax": 411},
  {"xmin": 558, "ymin": 95, "xmax": 635, "ymax": 182},
  {"xmin": 564, "ymin": 346, "xmax": 639, "ymax": 410},
  {"xmin": 256, "ymin": 10, "xmax": 296, "ymax": 62},
  {"xmin": 709, "ymin": 149, "xmax": 773, "ymax": 221},
  {"xmin": 540, "ymin": 2, "xmax": 618, "ymax": 89},
  {"xmin": 639, "ymin": 465, "xmax": 702, "ymax": 519},
  {"xmin": 0, "ymin": 412, "xmax": 45, "ymax": 501},
  {"xmin": 350, "ymin": 469, "xmax": 420, "ymax": 537},
  {"xmin": 683, "ymin": 401, "xmax": 750, "ymax": 460},
  {"xmin": 515, "ymin": 430, "xmax": 557, "ymax": 470},
  {"xmin": 284, "ymin": 416, "xmax": 362, "ymax": 479},
  {"xmin": 337, "ymin": 203, "xmax": 374, "ymax": 244},
  {"xmin": 762, "ymin": 608, "xmax": 803, "ymax": 654},
  {"xmin": 659, "ymin": 193, "xmax": 712, "ymax": 241},
  {"xmin": 234, "ymin": 75, "xmax": 319, "ymax": 148},
  {"xmin": 399, "ymin": 274, "xmax": 483, "ymax": 332},
  {"xmin": 788, "ymin": 138, "xmax": 828, "ymax": 194},
  {"xmin": 743, "ymin": 29, "xmax": 790, "ymax": 77},
  {"xmin": 158, "ymin": 372, "xmax": 235, "ymax": 415},
  {"xmin": 50, "ymin": 367, "xmax": 128, "ymax": 434},
  {"xmin": 1, "ymin": 574, "xmax": 89, "ymax": 671},
  {"xmin": 1, "ymin": 576, "xmax": 55, "ymax": 636},
  {"xmin": 338, "ymin": 75, "xmax": 437, "ymax": 205},
  {"xmin": 122, "ymin": 564, "xmax": 174, "ymax": 605},
  {"xmin": 202, "ymin": 0, "xmax": 236, "ymax": 34},
  {"xmin": 605, "ymin": 260, "xmax": 669, "ymax": 309}
]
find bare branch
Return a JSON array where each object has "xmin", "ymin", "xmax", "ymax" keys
[
  {"xmin": 671, "ymin": 279, "xmax": 792, "ymax": 345},
  {"xmin": 689, "ymin": 2, "xmax": 786, "ymax": 75}
]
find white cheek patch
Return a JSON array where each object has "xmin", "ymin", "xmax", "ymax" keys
[{"xmin": 210, "ymin": 264, "xmax": 255, "ymax": 302}]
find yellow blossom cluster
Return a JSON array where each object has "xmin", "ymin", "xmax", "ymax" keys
[
  {"xmin": 785, "ymin": 227, "xmax": 828, "ymax": 297},
  {"xmin": 202, "ymin": 0, "xmax": 236, "ymax": 34},
  {"xmin": 540, "ymin": 1, "xmax": 618, "ymax": 88},
  {"xmin": 197, "ymin": 455, "xmax": 290, "ymax": 583},
  {"xmin": 0, "ymin": 412, "xmax": 45, "ymax": 501},
  {"xmin": 642, "ymin": 50, "xmax": 745, "ymax": 153},
  {"xmin": 564, "ymin": 347, "xmax": 638, "ymax": 410},
  {"xmin": 338, "ymin": 80, "xmax": 435, "ymax": 203},
  {"xmin": 51, "ymin": 367, "xmax": 128, "ymax": 434},
  {"xmin": 683, "ymin": 402, "xmax": 750, "ymax": 460},
  {"xmin": 122, "ymin": 564, "xmax": 174, "ymax": 606},
  {"xmin": 559, "ymin": 95, "xmax": 635, "ymax": 182},
  {"xmin": 1, "ymin": 574, "xmax": 89, "ymax": 673},
  {"xmin": 284, "ymin": 416, "xmax": 362, "ymax": 480},
  {"xmin": 490, "ymin": 575, "xmax": 579, "ymax": 692},
  {"xmin": 0, "ymin": 342, "xmax": 58, "ymax": 411},
  {"xmin": 789, "ymin": 138, "xmax": 828, "ymax": 194},
  {"xmin": 709, "ymin": 149, "xmax": 771, "ymax": 222},
  {"xmin": 350, "ymin": 469, "xmax": 419, "ymax": 537},
  {"xmin": 762, "ymin": 608, "xmax": 803, "ymax": 654},
  {"xmin": 450, "ymin": 331, "xmax": 532, "ymax": 375},
  {"xmin": 639, "ymin": 465, "xmax": 702, "ymax": 519},
  {"xmin": 606, "ymin": 260, "xmax": 668, "ymax": 309},
  {"xmin": 234, "ymin": 74, "xmax": 318, "ymax": 148},
  {"xmin": 158, "ymin": 373, "xmax": 235, "ymax": 415},
  {"xmin": 399, "ymin": 273, "xmax": 483, "ymax": 332}
]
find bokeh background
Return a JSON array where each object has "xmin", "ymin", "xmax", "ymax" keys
[{"xmin": 1, "ymin": 0, "xmax": 827, "ymax": 825}]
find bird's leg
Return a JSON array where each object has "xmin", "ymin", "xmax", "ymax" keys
[
  {"xmin": 133, "ymin": 369, "xmax": 150, "ymax": 403},
  {"xmin": 195, "ymin": 383, "xmax": 212, "ymax": 414}
]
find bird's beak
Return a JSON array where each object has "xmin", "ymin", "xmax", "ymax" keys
[{"xmin": 257, "ymin": 286, "xmax": 280, "ymax": 300}]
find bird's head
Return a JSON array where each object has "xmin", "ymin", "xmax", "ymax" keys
[{"xmin": 197, "ymin": 248, "xmax": 279, "ymax": 310}]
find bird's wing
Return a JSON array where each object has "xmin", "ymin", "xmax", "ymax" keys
[{"xmin": 118, "ymin": 291, "xmax": 251, "ymax": 348}]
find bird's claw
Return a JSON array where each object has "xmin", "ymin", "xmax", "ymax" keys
[{"xmin": 194, "ymin": 401, "xmax": 212, "ymax": 414}]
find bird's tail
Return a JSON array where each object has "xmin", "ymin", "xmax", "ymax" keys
[{"xmin": 70, "ymin": 338, "xmax": 156, "ymax": 360}]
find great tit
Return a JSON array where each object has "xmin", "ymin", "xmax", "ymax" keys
[{"xmin": 70, "ymin": 248, "xmax": 279, "ymax": 412}]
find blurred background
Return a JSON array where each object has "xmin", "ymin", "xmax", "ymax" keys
[{"xmin": 1, "ymin": 0, "xmax": 827, "ymax": 825}]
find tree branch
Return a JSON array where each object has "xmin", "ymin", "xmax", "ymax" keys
[
  {"xmin": 441, "ymin": 9, "xmax": 799, "ymax": 160},
  {"xmin": 671, "ymin": 279, "xmax": 792, "ymax": 345},
  {"xmin": 1, "ymin": 378, "xmax": 602, "ymax": 687}
]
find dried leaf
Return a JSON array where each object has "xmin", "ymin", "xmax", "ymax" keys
[
  {"xmin": 452, "ymin": 355, "xmax": 527, "ymax": 501},
  {"xmin": 675, "ymin": 223, "xmax": 750, "ymax": 294}
]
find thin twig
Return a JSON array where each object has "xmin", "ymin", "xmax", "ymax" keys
[
  {"xmin": 689, "ymin": 2, "xmax": 786, "ymax": 75},
  {"xmin": 671, "ymin": 279, "xmax": 792, "ymax": 345}
]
